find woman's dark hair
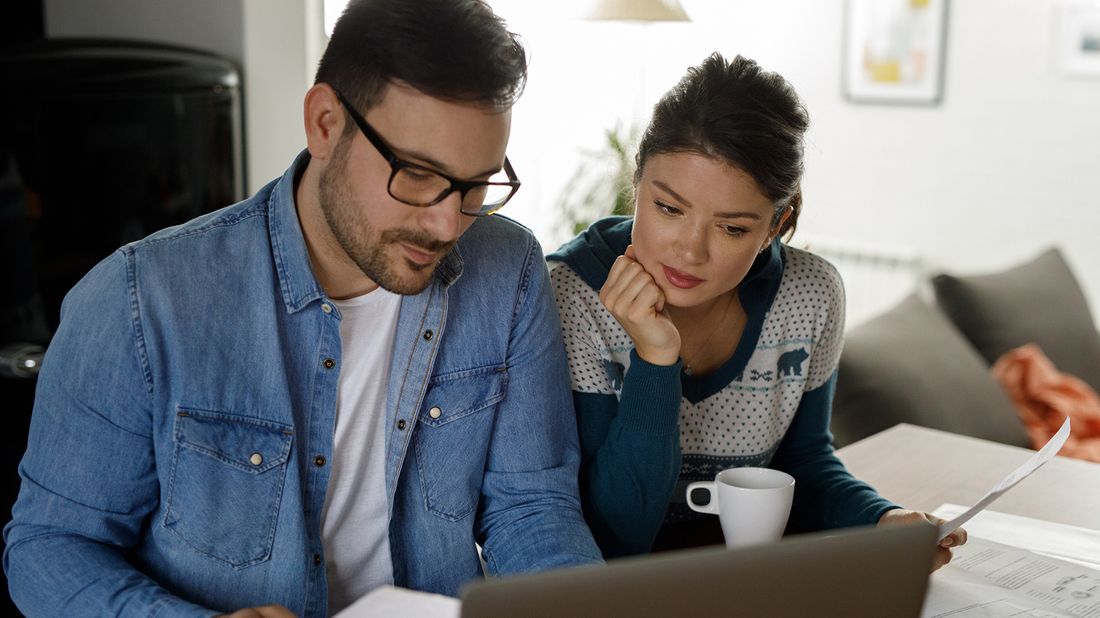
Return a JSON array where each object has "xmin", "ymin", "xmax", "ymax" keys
[
  {"xmin": 315, "ymin": 0, "xmax": 526, "ymax": 118},
  {"xmin": 635, "ymin": 53, "xmax": 809, "ymax": 239}
]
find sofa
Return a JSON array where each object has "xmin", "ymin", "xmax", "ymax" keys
[{"xmin": 830, "ymin": 247, "xmax": 1100, "ymax": 448}]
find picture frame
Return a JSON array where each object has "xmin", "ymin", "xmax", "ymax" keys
[
  {"xmin": 1055, "ymin": 3, "xmax": 1100, "ymax": 78},
  {"xmin": 843, "ymin": 0, "xmax": 949, "ymax": 105}
]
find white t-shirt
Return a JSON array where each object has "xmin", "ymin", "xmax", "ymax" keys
[{"xmin": 321, "ymin": 287, "xmax": 402, "ymax": 615}]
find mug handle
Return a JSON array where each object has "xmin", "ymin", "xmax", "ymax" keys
[{"xmin": 686, "ymin": 481, "xmax": 719, "ymax": 514}]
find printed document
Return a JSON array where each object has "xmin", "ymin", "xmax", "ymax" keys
[
  {"xmin": 923, "ymin": 506, "xmax": 1100, "ymax": 618},
  {"xmin": 923, "ymin": 536, "xmax": 1100, "ymax": 617}
]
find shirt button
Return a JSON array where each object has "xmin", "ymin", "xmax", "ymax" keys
[
  {"xmin": 321, "ymin": 303, "xmax": 332, "ymax": 314},
  {"xmin": 314, "ymin": 455, "xmax": 326, "ymax": 467},
  {"xmin": 396, "ymin": 419, "xmax": 407, "ymax": 430},
  {"xmin": 249, "ymin": 453, "xmax": 263, "ymax": 466},
  {"xmin": 323, "ymin": 358, "xmax": 335, "ymax": 369},
  {"xmin": 423, "ymin": 330, "xmax": 433, "ymax": 341},
  {"xmin": 429, "ymin": 407, "xmax": 442, "ymax": 419},
  {"xmin": 313, "ymin": 553, "xmax": 322, "ymax": 566}
]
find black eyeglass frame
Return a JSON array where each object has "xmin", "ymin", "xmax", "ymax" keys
[{"xmin": 334, "ymin": 90, "xmax": 521, "ymax": 217}]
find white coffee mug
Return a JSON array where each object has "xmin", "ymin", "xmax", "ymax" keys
[{"xmin": 685, "ymin": 467, "xmax": 795, "ymax": 549}]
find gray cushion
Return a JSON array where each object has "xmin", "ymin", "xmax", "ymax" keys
[
  {"xmin": 932, "ymin": 248, "xmax": 1100, "ymax": 392},
  {"xmin": 832, "ymin": 293, "xmax": 1031, "ymax": 448}
]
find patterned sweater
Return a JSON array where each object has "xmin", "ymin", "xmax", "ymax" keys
[{"xmin": 547, "ymin": 217, "xmax": 897, "ymax": 557}]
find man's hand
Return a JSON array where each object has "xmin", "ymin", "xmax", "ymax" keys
[
  {"xmin": 600, "ymin": 245, "xmax": 680, "ymax": 366},
  {"xmin": 218, "ymin": 605, "xmax": 297, "ymax": 618},
  {"xmin": 878, "ymin": 508, "xmax": 968, "ymax": 572}
]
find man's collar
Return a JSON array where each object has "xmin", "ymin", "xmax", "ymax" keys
[{"xmin": 269, "ymin": 150, "xmax": 327, "ymax": 313}]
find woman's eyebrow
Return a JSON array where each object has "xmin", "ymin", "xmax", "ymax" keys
[
  {"xmin": 652, "ymin": 180, "xmax": 763, "ymax": 219},
  {"xmin": 652, "ymin": 180, "xmax": 694, "ymax": 208}
]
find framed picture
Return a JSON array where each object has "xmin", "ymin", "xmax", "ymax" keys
[
  {"xmin": 843, "ymin": 0, "xmax": 949, "ymax": 105},
  {"xmin": 1055, "ymin": 3, "xmax": 1100, "ymax": 78}
]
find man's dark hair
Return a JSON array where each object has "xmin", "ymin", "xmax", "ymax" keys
[
  {"xmin": 315, "ymin": 0, "xmax": 527, "ymax": 116},
  {"xmin": 635, "ymin": 53, "xmax": 809, "ymax": 239}
]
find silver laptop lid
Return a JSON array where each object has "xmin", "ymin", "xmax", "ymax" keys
[{"xmin": 461, "ymin": 522, "xmax": 937, "ymax": 618}]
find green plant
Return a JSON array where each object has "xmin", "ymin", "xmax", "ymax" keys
[{"xmin": 557, "ymin": 123, "xmax": 639, "ymax": 237}]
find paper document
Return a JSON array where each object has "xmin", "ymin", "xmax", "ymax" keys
[
  {"xmin": 938, "ymin": 417, "xmax": 1071, "ymax": 541},
  {"xmin": 933, "ymin": 504, "xmax": 1100, "ymax": 570},
  {"xmin": 333, "ymin": 585, "xmax": 459, "ymax": 618},
  {"xmin": 922, "ymin": 536, "xmax": 1100, "ymax": 618}
]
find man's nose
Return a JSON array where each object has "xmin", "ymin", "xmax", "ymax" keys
[{"xmin": 418, "ymin": 190, "xmax": 467, "ymax": 244}]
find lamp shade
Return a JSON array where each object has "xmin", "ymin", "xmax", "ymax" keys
[{"xmin": 584, "ymin": 0, "xmax": 691, "ymax": 22}]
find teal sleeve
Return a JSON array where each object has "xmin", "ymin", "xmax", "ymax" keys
[
  {"xmin": 574, "ymin": 349, "xmax": 683, "ymax": 558},
  {"xmin": 770, "ymin": 371, "xmax": 899, "ymax": 532}
]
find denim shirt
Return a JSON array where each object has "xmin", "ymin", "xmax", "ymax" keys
[{"xmin": 4, "ymin": 152, "xmax": 602, "ymax": 617}]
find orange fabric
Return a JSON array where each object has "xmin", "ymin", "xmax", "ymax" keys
[{"xmin": 991, "ymin": 344, "xmax": 1100, "ymax": 462}]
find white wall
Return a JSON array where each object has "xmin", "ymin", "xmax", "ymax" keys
[
  {"xmin": 239, "ymin": 0, "xmax": 323, "ymax": 193},
  {"xmin": 491, "ymin": 0, "xmax": 1100, "ymax": 321}
]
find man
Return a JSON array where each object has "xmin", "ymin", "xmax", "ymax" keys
[{"xmin": 3, "ymin": 1, "xmax": 602, "ymax": 615}]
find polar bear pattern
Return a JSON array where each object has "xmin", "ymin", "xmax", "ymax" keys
[
  {"xmin": 603, "ymin": 359, "xmax": 625, "ymax": 392},
  {"xmin": 776, "ymin": 347, "xmax": 809, "ymax": 377}
]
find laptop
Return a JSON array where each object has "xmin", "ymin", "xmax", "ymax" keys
[{"xmin": 460, "ymin": 522, "xmax": 938, "ymax": 617}]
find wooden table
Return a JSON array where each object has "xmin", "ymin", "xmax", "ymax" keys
[{"xmin": 835, "ymin": 423, "xmax": 1100, "ymax": 531}]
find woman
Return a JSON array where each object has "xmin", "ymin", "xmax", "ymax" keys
[{"xmin": 548, "ymin": 53, "xmax": 964, "ymax": 566}]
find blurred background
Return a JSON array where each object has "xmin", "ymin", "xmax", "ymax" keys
[{"xmin": 8, "ymin": 0, "xmax": 1098, "ymax": 317}]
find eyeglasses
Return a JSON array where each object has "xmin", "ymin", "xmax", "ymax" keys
[{"xmin": 334, "ymin": 90, "xmax": 521, "ymax": 217}]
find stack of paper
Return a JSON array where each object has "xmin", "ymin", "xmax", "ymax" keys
[{"xmin": 924, "ymin": 505, "xmax": 1100, "ymax": 617}]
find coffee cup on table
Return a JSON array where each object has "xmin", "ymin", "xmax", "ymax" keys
[{"xmin": 685, "ymin": 467, "xmax": 795, "ymax": 549}]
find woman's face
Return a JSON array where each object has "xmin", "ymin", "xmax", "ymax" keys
[{"xmin": 631, "ymin": 151, "xmax": 779, "ymax": 309}]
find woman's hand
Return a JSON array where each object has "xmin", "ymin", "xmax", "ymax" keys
[
  {"xmin": 878, "ymin": 508, "xmax": 968, "ymax": 572},
  {"xmin": 600, "ymin": 245, "xmax": 681, "ymax": 366}
]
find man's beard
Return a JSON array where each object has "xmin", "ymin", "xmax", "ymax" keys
[{"xmin": 317, "ymin": 139, "xmax": 454, "ymax": 296}]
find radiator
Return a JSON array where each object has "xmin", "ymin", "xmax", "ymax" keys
[{"xmin": 791, "ymin": 237, "xmax": 929, "ymax": 327}]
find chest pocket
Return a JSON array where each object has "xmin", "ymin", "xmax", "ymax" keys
[
  {"xmin": 164, "ymin": 409, "xmax": 293, "ymax": 568},
  {"xmin": 414, "ymin": 365, "xmax": 507, "ymax": 521}
]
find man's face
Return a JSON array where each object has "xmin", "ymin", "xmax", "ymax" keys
[{"xmin": 318, "ymin": 83, "xmax": 512, "ymax": 295}]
